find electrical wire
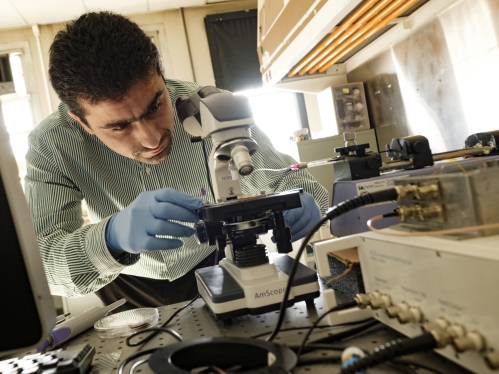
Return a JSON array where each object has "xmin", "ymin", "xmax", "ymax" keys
[
  {"xmin": 292, "ymin": 343, "xmax": 346, "ymax": 352},
  {"xmin": 130, "ymin": 359, "xmax": 148, "ymax": 374},
  {"xmin": 386, "ymin": 361, "xmax": 419, "ymax": 374},
  {"xmin": 249, "ymin": 318, "xmax": 374, "ymax": 339},
  {"xmin": 368, "ymin": 214, "xmax": 499, "ymax": 237},
  {"xmin": 126, "ymin": 327, "xmax": 183, "ymax": 347},
  {"xmin": 252, "ymin": 167, "xmax": 289, "ymax": 172},
  {"xmin": 438, "ymin": 159, "xmax": 467, "ymax": 174},
  {"xmin": 308, "ymin": 319, "xmax": 380, "ymax": 345},
  {"xmin": 390, "ymin": 358, "xmax": 449, "ymax": 374},
  {"xmin": 126, "ymin": 294, "xmax": 200, "ymax": 347},
  {"xmin": 117, "ymin": 348, "xmax": 158, "ymax": 374},
  {"xmin": 296, "ymin": 301, "xmax": 358, "ymax": 357},
  {"xmin": 296, "ymin": 355, "xmax": 342, "ymax": 366},
  {"xmin": 266, "ymin": 216, "xmax": 327, "ymax": 342},
  {"xmin": 288, "ymin": 349, "xmax": 449, "ymax": 373},
  {"xmin": 266, "ymin": 188, "xmax": 399, "ymax": 343},
  {"xmin": 340, "ymin": 332, "xmax": 438, "ymax": 373},
  {"xmin": 431, "ymin": 154, "xmax": 490, "ymax": 175},
  {"xmin": 287, "ymin": 348, "xmax": 450, "ymax": 373}
]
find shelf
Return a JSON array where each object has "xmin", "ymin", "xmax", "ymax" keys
[{"xmin": 257, "ymin": 0, "xmax": 460, "ymax": 91}]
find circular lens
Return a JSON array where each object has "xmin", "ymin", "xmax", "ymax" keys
[
  {"xmin": 231, "ymin": 144, "xmax": 253, "ymax": 176},
  {"xmin": 239, "ymin": 165, "xmax": 254, "ymax": 176}
]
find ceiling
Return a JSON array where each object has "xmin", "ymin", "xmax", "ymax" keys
[{"xmin": 0, "ymin": 0, "xmax": 236, "ymax": 30}]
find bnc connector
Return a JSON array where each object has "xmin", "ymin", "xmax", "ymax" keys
[
  {"xmin": 422, "ymin": 318, "xmax": 450, "ymax": 334},
  {"xmin": 355, "ymin": 293, "xmax": 373, "ymax": 309},
  {"xmin": 427, "ymin": 327, "xmax": 452, "ymax": 348},
  {"xmin": 370, "ymin": 294, "xmax": 393, "ymax": 310},
  {"xmin": 446, "ymin": 324, "xmax": 467, "ymax": 340},
  {"xmin": 386, "ymin": 302, "xmax": 410, "ymax": 318},
  {"xmin": 394, "ymin": 184, "xmax": 420, "ymax": 200},
  {"xmin": 394, "ymin": 182, "xmax": 440, "ymax": 200},
  {"xmin": 485, "ymin": 352, "xmax": 499, "ymax": 370},
  {"xmin": 397, "ymin": 306, "xmax": 424, "ymax": 324},
  {"xmin": 417, "ymin": 183, "xmax": 440, "ymax": 199},
  {"xmin": 420, "ymin": 204, "xmax": 444, "ymax": 220},
  {"xmin": 396, "ymin": 204, "xmax": 444, "ymax": 221},
  {"xmin": 396, "ymin": 205, "xmax": 420, "ymax": 221},
  {"xmin": 453, "ymin": 331, "xmax": 487, "ymax": 353}
]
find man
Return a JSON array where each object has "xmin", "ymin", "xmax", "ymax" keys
[{"xmin": 25, "ymin": 12, "xmax": 329, "ymax": 311}]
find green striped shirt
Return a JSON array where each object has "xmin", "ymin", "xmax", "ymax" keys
[{"xmin": 24, "ymin": 79, "xmax": 329, "ymax": 298}]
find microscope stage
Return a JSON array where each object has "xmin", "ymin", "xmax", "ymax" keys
[{"xmin": 195, "ymin": 253, "xmax": 320, "ymax": 320}]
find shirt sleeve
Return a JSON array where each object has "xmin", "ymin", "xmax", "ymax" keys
[
  {"xmin": 24, "ymin": 131, "xmax": 139, "ymax": 297},
  {"xmin": 240, "ymin": 125, "xmax": 330, "ymax": 215}
]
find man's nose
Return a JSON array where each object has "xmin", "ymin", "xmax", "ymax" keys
[{"xmin": 136, "ymin": 122, "xmax": 161, "ymax": 148}]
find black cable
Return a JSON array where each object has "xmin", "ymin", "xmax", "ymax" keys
[
  {"xmin": 387, "ymin": 361, "xmax": 419, "ymax": 374},
  {"xmin": 117, "ymin": 348, "xmax": 158, "ymax": 374},
  {"xmin": 296, "ymin": 355, "xmax": 342, "ymax": 366},
  {"xmin": 126, "ymin": 327, "xmax": 183, "ymax": 347},
  {"xmin": 291, "ymin": 351, "xmax": 446, "ymax": 373},
  {"xmin": 383, "ymin": 211, "xmax": 398, "ymax": 218},
  {"xmin": 390, "ymin": 358, "xmax": 449, "ymax": 374},
  {"xmin": 309, "ymin": 319, "xmax": 379, "ymax": 345},
  {"xmin": 266, "ymin": 215, "xmax": 328, "ymax": 342},
  {"xmin": 201, "ymin": 139, "xmax": 215, "ymax": 202},
  {"xmin": 249, "ymin": 318, "xmax": 374, "ymax": 339},
  {"xmin": 292, "ymin": 351, "xmax": 445, "ymax": 373},
  {"xmin": 266, "ymin": 188, "xmax": 399, "ymax": 343},
  {"xmin": 296, "ymin": 301, "xmax": 358, "ymax": 357},
  {"xmin": 130, "ymin": 359, "xmax": 148, "ymax": 374},
  {"xmin": 126, "ymin": 294, "xmax": 200, "ymax": 347},
  {"xmin": 340, "ymin": 332, "xmax": 438, "ymax": 373},
  {"xmin": 292, "ymin": 343, "xmax": 346, "ymax": 352},
  {"xmin": 325, "ymin": 188, "xmax": 398, "ymax": 221}
]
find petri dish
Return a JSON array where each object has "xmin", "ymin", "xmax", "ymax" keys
[{"xmin": 94, "ymin": 308, "xmax": 159, "ymax": 338}]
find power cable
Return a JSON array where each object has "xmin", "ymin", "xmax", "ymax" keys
[
  {"xmin": 117, "ymin": 348, "xmax": 158, "ymax": 374},
  {"xmin": 126, "ymin": 327, "xmax": 183, "ymax": 348},
  {"xmin": 266, "ymin": 188, "xmax": 399, "ymax": 342},
  {"xmin": 340, "ymin": 332, "xmax": 439, "ymax": 373},
  {"xmin": 126, "ymin": 294, "xmax": 200, "ymax": 347},
  {"xmin": 249, "ymin": 318, "xmax": 374, "ymax": 339},
  {"xmin": 130, "ymin": 359, "xmax": 148, "ymax": 374},
  {"xmin": 296, "ymin": 301, "xmax": 358, "ymax": 357},
  {"xmin": 390, "ymin": 358, "xmax": 449, "ymax": 374},
  {"xmin": 296, "ymin": 355, "xmax": 342, "ymax": 366},
  {"xmin": 309, "ymin": 319, "xmax": 379, "ymax": 345}
]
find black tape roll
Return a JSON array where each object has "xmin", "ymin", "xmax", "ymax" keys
[{"xmin": 148, "ymin": 337, "xmax": 297, "ymax": 374}]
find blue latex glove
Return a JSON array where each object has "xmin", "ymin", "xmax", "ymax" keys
[
  {"xmin": 282, "ymin": 191, "xmax": 322, "ymax": 242},
  {"xmin": 105, "ymin": 188, "xmax": 203, "ymax": 254}
]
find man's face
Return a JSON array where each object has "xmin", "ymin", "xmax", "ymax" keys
[{"xmin": 70, "ymin": 73, "xmax": 174, "ymax": 164}]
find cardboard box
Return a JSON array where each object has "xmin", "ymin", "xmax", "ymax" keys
[{"xmin": 258, "ymin": 0, "xmax": 284, "ymax": 40}]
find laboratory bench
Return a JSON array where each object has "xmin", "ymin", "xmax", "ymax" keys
[{"xmin": 36, "ymin": 287, "xmax": 474, "ymax": 374}]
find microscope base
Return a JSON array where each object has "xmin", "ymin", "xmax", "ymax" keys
[{"xmin": 195, "ymin": 253, "xmax": 320, "ymax": 320}]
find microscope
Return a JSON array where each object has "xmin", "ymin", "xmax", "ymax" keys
[{"xmin": 176, "ymin": 87, "xmax": 320, "ymax": 320}]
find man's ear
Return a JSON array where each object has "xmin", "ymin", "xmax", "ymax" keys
[{"xmin": 68, "ymin": 110, "xmax": 94, "ymax": 134}]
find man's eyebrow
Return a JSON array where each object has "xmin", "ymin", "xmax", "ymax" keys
[{"xmin": 100, "ymin": 89, "xmax": 164, "ymax": 129}]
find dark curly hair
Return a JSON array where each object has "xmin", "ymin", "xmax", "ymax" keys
[{"xmin": 49, "ymin": 12, "xmax": 164, "ymax": 123}]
